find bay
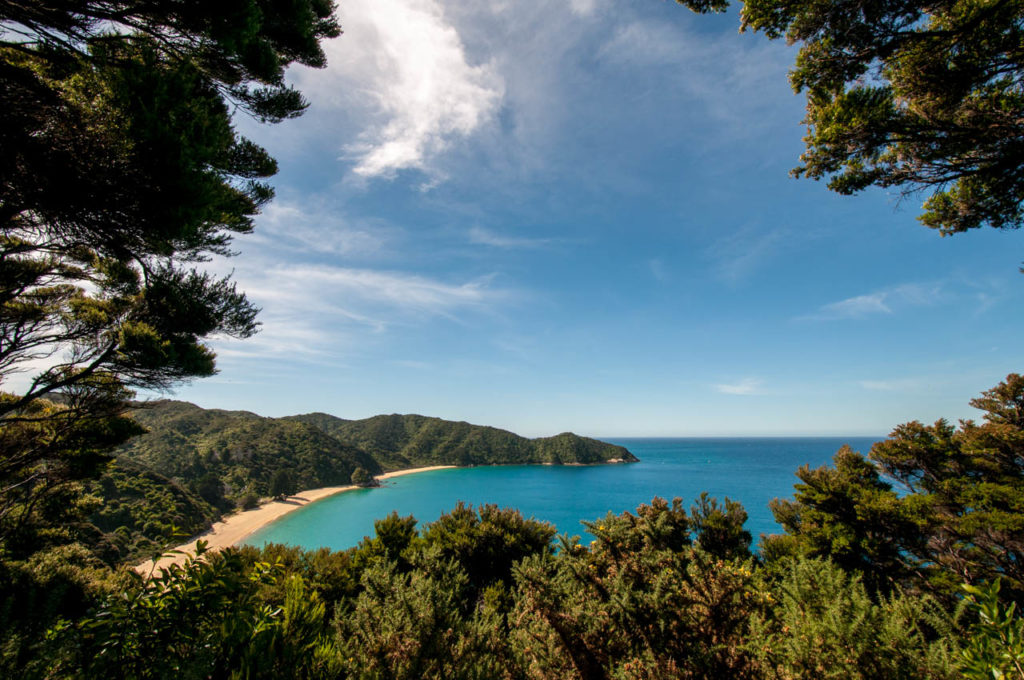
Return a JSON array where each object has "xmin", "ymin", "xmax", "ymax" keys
[{"xmin": 243, "ymin": 437, "xmax": 881, "ymax": 551}]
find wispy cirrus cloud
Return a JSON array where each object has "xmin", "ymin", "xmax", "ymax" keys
[
  {"xmin": 715, "ymin": 378, "xmax": 763, "ymax": 395},
  {"xmin": 858, "ymin": 378, "xmax": 925, "ymax": 392},
  {"xmin": 568, "ymin": 0, "xmax": 599, "ymax": 15},
  {"xmin": 649, "ymin": 258, "xmax": 669, "ymax": 283},
  {"xmin": 212, "ymin": 323, "xmax": 341, "ymax": 361},
  {"xmin": 468, "ymin": 226, "xmax": 553, "ymax": 249},
  {"xmin": 704, "ymin": 225, "xmax": 790, "ymax": 283},
  {"xmin": 246, "ymin": 264, "xmax": 504, "ymax": 317},
  {"xmin": 802, "ymin": 283, "xmax": 943, "ymax": 321},
  {"xmin": 203, "ymin": 255, "xmax": 515, "ymax": 361},
  {"xmin": 251, "ymin": 200, "xmax": 392, "ymax": 257},
  {"xmin": 818, "ymin": 292, "xmax": 891, "ymax": 319},
  {"xmin": 596, "ymin": 19, "xmax": 796, "ymax": 137}
]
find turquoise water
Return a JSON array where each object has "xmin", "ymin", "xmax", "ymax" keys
[{"xmin": 243, "ymin": 437, "xmax": 880, "ymax": 551}]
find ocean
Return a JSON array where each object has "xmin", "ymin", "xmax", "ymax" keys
[{"xmin": 243, "ymin": 437, "xmax": 881, "ymax": 551}]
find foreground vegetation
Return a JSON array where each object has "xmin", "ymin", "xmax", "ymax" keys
[{"xmin": 0, "ymin": 374, "xmax": 1021, "ymax": 678}]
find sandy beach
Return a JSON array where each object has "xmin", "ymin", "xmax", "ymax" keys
[{"xmin": 134, "ymin": 465, "xmax": 455, "ymax": 575}]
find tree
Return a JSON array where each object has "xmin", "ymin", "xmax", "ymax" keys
[
  {"xmin": 269, "ymin": 469, "xmax": 297, "ymax": 500},
  {"xmin": 50, "ymin": 545, "xmax": 338, "ymax": 679},
  {"xmin": 960, "ymin": 580, "xmax": 1024, "ymax": 679},
  {"xmin": 194, "ymin": 472, "xmax": 226, "ymax": 507},
  {"xmin": 514, "ymin": 497, "xmax": 766, "ymax": 678},
  {"xmin": 676, "ymin": 0, "xmax": 1024, "ymax": 236},
  {"xmin": 350, "ymin": 467, "xmax": 376, "ymax": 488},
  {"xmin": 689, "ymin": 491, "xmax": 752, "ymax": 561},
  {"xmin": 767, "ymin": 373, "xmax": 1024, "ymax": 600},
  {"xmin": 766, "ymin": 445, "xmax": 922, "ymax": 595},
  {"xmin": 0, "ymin": 3, "xmax": 338, "ymax": 547},
  {"xmin": 0, "ymin": 0, "xmax": 339, "ymax": 122},
  {"xmin": 748, "ymin": 557, "xmax": 960, "ymax": 678},
  {"xmin": 422, "ymin": 503, "xmax": 557, "ymax": 598}
]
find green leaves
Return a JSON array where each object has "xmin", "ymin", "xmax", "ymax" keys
[
  {"xmin": 961, "ymin": 580, "xmax": 1024, "ymax": 679},
  {"xmin": 422, "ymin": 503, "xmax": 557, "ymax": 597},
  {"xmin": 514, "ymin": 500, "xmax": 765, "ymax": 678},
  {"xmin": 0, "ymin": 1, "xmax": 332, "ymax": 559},
  {"xmin": 769, "ymin": 373, "xmax": 1024, "ymax": 601},
  {"xmin": 29, "ymin": 494, "xmax": 985, "ymax": 678},
  {"xmin": 0, "ymin": 1, "xmax": 340, "ymax": 121},
  {"xmin": 674, "ymin": 0, "xmax": 733, "ymax": 14},
  {"xmin": 50, "ymin": 547, "xmax": 335, "ymax": 679},
  {"xmin": 749, "ymin": 558, "xmax": 960, "ymax": 679},
  {"xmin": 675, "ymin": 0, "xmax": 1024, "ymax": 235},
  {"xmin": 690, "ymin": 492, "xmax": 753, "ymax": 560}
]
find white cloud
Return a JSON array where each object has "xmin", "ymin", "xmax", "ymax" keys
[
  {"xmin": 468, "ymin": 226, "xmax": 552, "ymax": 249},
  {"xmin": 649, "ymin": 258, "xmax": 669, "ymax": 283},
  {"xmin": 198, "ymin": 249, "xmax": 514, "ymax": 361},
  {"xmin": 568, "ymin": 0, "xmax": 599, "ymax": 16},
  {"xmin": 858, "ymin": 378, "xmax": 923, "ymax": 392},
  {"xmin": 212, "ymin": 323, "xmax": 339, "ymax": 361},
  {"xmin": 804, "ymin": 283, "xmax": 943, "ymax": 321},
  {"xmin": 715, "ymin": 378, "xmax": 762, "ymax": 395},
  {"xmin": 820, "ymin": 293, "xmax": 892, "ymax": 319},
  {"xmin": 235, "ymin": 263, "xmax": 504, "ymax": 337},
  {"xmin": 275, "ymin": 264, "xmax": 499, "ymax": 313},
  {"xmin": 596, "ymin": 19, "xmax": 796, "ymax": 136},
  {"xmin": 252, "ymin": 200, "xmax": 390, "ymax": 256},
  {"xmin": 297, "ymin": 0, "xmax": 503, "ymax": 180},
  {"xmin": 705, "ymin": 225, "xmax": 790, "ymax": 282},
  {"xmin": 599, "ymin": 21, "xmax": 681, "ymax": 66},
  {"xmin": 887, "ymin": 282, "xmax": 944, "ymax": 306},
  {"xmin": 266, "ymin": 0, "xmax": 799, "ymax": 197},
  {"xmin": 443, "ymin": 6, "xmax": 799, "ymax": 200}
]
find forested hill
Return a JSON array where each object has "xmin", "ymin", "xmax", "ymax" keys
[
  {"xmin": 94, "ymin": 401, "xmax": 385, "ymax": 561},
  {"xmin": 285, "ymin": 412, "xmax": 637, "ymax": 470},
  {"xmin": 122, "ymin": 401, "xmax": 636, "ymax": 475},
  {"xmin": 121, "ymin": 400, "xmax": 383, "ymax": 499}
]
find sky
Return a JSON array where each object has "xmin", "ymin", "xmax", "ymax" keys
[{"xmin": 169, "ymin": 0, "xmax": 1023, "ymax": 438}]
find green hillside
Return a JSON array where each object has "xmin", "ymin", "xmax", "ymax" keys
[
  {"xmin": 87, "ymin": 460, "xmax": 216, "ymax": 563},
  {"xmin": 286, "ymin": 412, "xmax": 637, "ymax": 470},
  {"xmin": 121, "ymin": 401, "xmax": 382, "ymax": 502}
]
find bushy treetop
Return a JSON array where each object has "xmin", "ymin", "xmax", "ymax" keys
[
  {"xmin": 676, "ymin": 0, "xmax": 1024, "ymax": 235},
  {"xmin": 0, "ymin": 1, "xmax": 338, "ymax": 552}
]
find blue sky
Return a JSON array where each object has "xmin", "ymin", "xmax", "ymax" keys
[{"xmin": 170, "ymin": 0, "xmax": 1022, "ymax": 437}]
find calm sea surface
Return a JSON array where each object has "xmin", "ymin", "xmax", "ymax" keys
[{"xmin": 244, "ymin": 437, "xmax": 881, "ymax": 551}]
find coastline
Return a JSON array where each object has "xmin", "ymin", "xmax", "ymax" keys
[{"xmin": 134, "ymin": 465, "xmax": 456, "ymax": 575}]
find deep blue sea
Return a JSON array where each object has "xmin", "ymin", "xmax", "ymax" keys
[{"xmin": 243, "ymin": 437, "xmax": 881, "ymax": 551}]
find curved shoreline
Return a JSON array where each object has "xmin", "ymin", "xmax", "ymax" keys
[{"xmin": 134, "ymin": 465, "xmax": 456, "ymax": 575}]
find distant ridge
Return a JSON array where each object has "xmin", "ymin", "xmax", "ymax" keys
[
  {"xmin": 122, "ymin": 400, "xmax": 382, "ymax": 493},
  {"xmin": 285, "ymin": 412, "xmax": 637, "ymax": 470}
]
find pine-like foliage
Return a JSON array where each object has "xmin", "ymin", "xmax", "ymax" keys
[{"xmin": 768, "ymin": 373, "xmax": 1024, "ymax": 601}]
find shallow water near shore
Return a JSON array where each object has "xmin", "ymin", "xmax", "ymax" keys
[{"xmin": 243, "ymin": 437, "xmax": 881, "ymax": 551}]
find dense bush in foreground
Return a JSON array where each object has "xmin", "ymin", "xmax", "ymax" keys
[
  {"xmin": 3, "ymin": 374, "xmax": 1023, "ymax": 678},
  {"xmin": 37, "ymin": 502, "xmax": 964, "ymax": 679}
]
